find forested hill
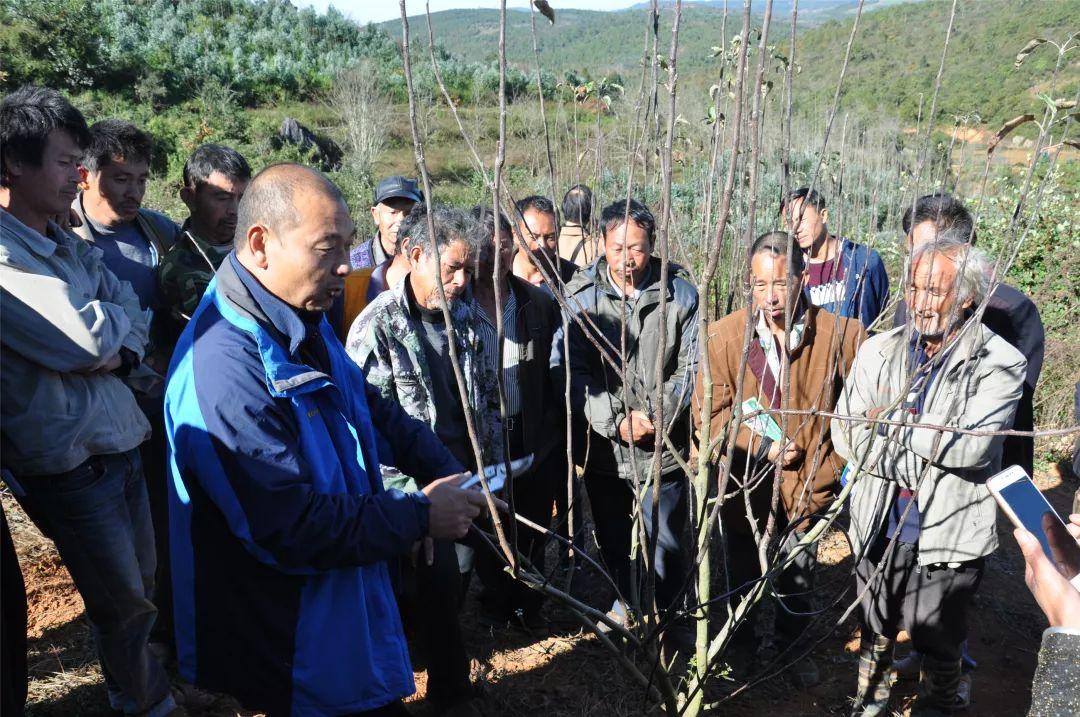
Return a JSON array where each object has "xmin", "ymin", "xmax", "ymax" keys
[
  {"xmin": 785, "ymin": 0, "xmax": 1079, "ymax": 124},
  {"xmin": 382, "ymin": 0, "xmax": 915, "ymax": 75},
  {"xmin": 391, "ymin": 0, "xmax": 1078, "ymax": 124},
  {"xmin": 2, "ymin": 0, "xmax": 1075, "ymax": 126}
]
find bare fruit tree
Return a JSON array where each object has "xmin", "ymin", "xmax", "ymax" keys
[{"xmin": 332, "ymin": 61, "xmax": 390, "ymax": 179}]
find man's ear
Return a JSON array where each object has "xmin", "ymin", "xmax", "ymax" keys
[
  {"xmin": 246, "ymin": 224, "xmax": 272, "ymax": 269},
  {"xmin": 370, "ymin": 205, "xmax": 380, "ymax": 226},
  {"xmin": 77, "ymin": 165, "xmax": 90, "ymax": 190},
  {"xmin": 179, "ymin": 185, "xmax": 195, "ymax": 212},
  {"xmin": 408, "ymin": 243, "xmax": 423, "ymax": 266},
  {"xmin": 820, "ymin": 207, "xmax": 829, "ymax": 226},
  {"xmin": 2, "ymin": 155, "xmax": 23, "ymax": 183}
]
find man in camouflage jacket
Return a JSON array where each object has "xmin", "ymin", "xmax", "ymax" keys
[
  {"xmin": 158, "ymin": 230, "xmax": 231, "ymax": 322},
  {"xmin": 345, "ymin": 277, "xmax": 501, "ymax": 493},
  {"xmin": 159, "ymin": 144, "xmax": 251, "ymax": 328},
  {"xmin": 343, "ymin": 205, "xmax": 494, "ymax": 712}
]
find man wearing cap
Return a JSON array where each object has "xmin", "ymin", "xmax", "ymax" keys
[{"xmin": 349, "ymin": 176, "xmax": 423, "ymax": 270}]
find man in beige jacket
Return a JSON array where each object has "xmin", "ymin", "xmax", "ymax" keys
[
  {"xmin": 834, "ymin": 236, "xmax": 1025, "ymax": 716},
  {"xmin": 1, "ymin": 86, "xmax": 177, "ymax": 717}
]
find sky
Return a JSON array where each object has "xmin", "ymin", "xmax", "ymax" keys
[{"xmin": 296, "ymin": 1, "xmax": 640, "ymax": 26}]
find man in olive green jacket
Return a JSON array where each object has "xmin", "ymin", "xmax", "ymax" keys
[{"xmin": 552, "ymin": 198, "xmax": 698, "ymax": 640}]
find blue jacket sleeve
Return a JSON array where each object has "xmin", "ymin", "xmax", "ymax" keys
[
  {"xmin": 862, "ymin": 248, "xmax": 890, "ymax": 328},
  {"xmin": 848, "ymin": 242, "xmax": 889, "ymax": 329},
  {"xmin": 362, "ymin": 377, "xmax": 466, "ymax": 483},
  {"xmin": 189, "ymin": 342, "xmax": 430, "ymax": 573}
]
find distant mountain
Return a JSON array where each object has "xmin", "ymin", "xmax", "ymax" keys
[
  {"xmin": 378, "ymin": 0, "xmax": 1079, "ymax": 125},
  {"xmin": 783, "ymin": 0, "xmax": 1079, "ymax": 124},
  {"xmin": 377, "ymin": 0, "xmax": 917, "ymax": 78}
]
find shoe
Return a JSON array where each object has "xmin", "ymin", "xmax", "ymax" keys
[
  {"xmin": 893, "ymin": 648, "xmax": 923, "ymax": 681},
  {"xmin": 172, "ymin": 682, "xmax": 219, "ymax": 710},
  {"xmin": 957, "ymin": 673, "xmax": 972, "ymax": 708},
  {"xmin": 789, "ymin": 655, "xmax": 820, "ymax": 689},
  {"xmin": 596, "ymin": 600, "xmax": 629, "ymax": 634},
  {"xmin": 911, "ymin": 657, "xmax": 967, "ymax": 715},
  {"xmin": 661, "ymin": 622, "xmax": 696, "ymax": 679},
  {"xmin": 850, "ymin": 633, "xmax": 895, "ymax": 717}
]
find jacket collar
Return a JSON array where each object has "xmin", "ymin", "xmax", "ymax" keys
[
  {"xmin": 576, "ymin": 255, "xmax": 665, "ymax": 300},
  {"xmin": 0, "ymin": 208, "xmax": 71, "ymax": 258},
  {"xmin": 212, "ymin": 253, "xmax": 339, "ymax": 398},
  {"xmin": 507, "ymin": 273, "xmax": 536, "ymax": 308},
  {"xmin": 226, "ymin": 252, "xmax": 311, "ymax": 356}
]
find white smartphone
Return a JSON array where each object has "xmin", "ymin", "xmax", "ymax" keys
[{"xmin": 987, "ymin": 465, "xmax": 1080, "ymax": 590}]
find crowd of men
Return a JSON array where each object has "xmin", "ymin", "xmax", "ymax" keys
[{"xmin": 1, "ymin": 84, "xmax": 1076, "ymax": 717}]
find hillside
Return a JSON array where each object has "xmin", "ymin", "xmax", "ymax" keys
[
  {"xmin": 386, "ymin": 0, "xmax": 1079, "ymax": 125},
  {"xmin": 785, "ymin": 0, "xmax": 1080, "ymax": 124},
  {"xmin": 379, "ymin": 0, "xmax": 916, "ymax": 76}
]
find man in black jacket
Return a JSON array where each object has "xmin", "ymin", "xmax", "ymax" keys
[
  {"xmin": 552, "ymin": 199, "xmax": 699, "ymax": 650},
  {"xmin": 470, "ymin": 206, "xmax": 564, "ymax": 629}
]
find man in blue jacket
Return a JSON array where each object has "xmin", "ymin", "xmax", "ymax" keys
[
  {"xmin": 165, "ymin": 163, "xmax": 490, "ymax": 717},
  {"xmin": 782, "ymin": 187, "xmax": 889, "ymax": 329}
]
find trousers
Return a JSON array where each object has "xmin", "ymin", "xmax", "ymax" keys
[
  {"xmin": 15, "ymin": 449, "xmax": 175, "ymax": 716},
  {"xmin": 854, "ymin": 538, "xmax": 983, "ymax": 663}
]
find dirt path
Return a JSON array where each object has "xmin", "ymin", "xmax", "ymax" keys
[{"xmin": 6, "ymin": 460, "xmax": 1075, "ymax": 717}]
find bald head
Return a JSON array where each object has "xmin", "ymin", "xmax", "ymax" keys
[
  {"xmin": 234, "ymin": 163, "xmax": 345, "ymax": 251},
  {"xmin": 234, "ymin": 163, "xmax": 354, "ymax": 313}
]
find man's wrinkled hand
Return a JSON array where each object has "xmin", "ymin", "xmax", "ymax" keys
[
  {"xmin": 618, "ymin": 410, "xmax": 655, "ymax": 445},
  {"xmin": 422, "ymin": 473, "xmax": 490, "ymax": 541},
  {"xmin": 767, "ymin": 440, "xmax": 804, "ymax": 468},
  {"xmin": 411, "ymin": 537, "xmax": 435, "ymax": 567}
]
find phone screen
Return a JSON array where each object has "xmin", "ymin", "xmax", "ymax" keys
[{"xmin": 999, "ymin": 478, "xmax": 1062, "ymax": 560}]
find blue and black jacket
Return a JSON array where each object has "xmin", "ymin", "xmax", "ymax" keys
[
  {"xmin": 809, "ymin": 238, "xmax": 890, "ymax": 329},
  {"xmin": 165, "ymin": 253, "xmax": 463, "ymax": 716}
]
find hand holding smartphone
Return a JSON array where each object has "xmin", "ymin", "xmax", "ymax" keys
[{"xmin": 988, "ymin": 465, "xmax": 1080, "ymax": 591}]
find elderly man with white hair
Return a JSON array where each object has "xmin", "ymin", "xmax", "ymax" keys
[{"xmin": 833, "ymin": 233, "xmax": 1027, "ymax": 717}]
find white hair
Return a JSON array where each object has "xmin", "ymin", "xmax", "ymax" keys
[{"xmin": 912, "ymin": 228, "xmax": 993, "ymax": 306}]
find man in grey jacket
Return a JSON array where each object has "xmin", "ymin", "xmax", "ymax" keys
[
  {"xmin": 834, "ymin": 237, "xmax": 1025, "ymax": 716},
  {"xmin": 1, "ymin": 87, "xmax": 177, "ymax": 716},
  {"xmin": 553, "ymin": 198, "xmax": 698, "ymax": 640}
]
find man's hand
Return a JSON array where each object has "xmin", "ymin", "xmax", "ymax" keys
[
  {"xmin": 422, "ymin": 473, "xmax": 491, "ymax": 541},
  {"xmin": 865, "ymin": 407, "xmax": 885, "ymax": 421},
  {"xmin": 1044, "ymin": 512, "xmax": 1080, "ymax": 582},
  {"xmin": 411, "ymin": 538, "xmax": 435, "ymax": 567},
  {"xmin": 1014, "ymin": 521, "xmax": 1080, "ymax": 629},
  {"xmin": 767, "ymin": 440, "xmax": 804, "ymax": 468},
  {"xmin": 618, "ymin": 410, "xmax": 655, "ymax": 445},
  {"xmin": 1064, "ymin": 513, "xmax": 1080, "ymax": 542}
]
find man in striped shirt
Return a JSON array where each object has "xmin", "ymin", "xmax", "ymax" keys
[{"xmin": 470, "ymin": 206, "xmax": 564, "ymax": 630}]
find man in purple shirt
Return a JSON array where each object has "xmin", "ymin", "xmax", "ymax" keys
[{"xmin": 349, "ymin": 175, "xmax": 422, "ymax": 269}]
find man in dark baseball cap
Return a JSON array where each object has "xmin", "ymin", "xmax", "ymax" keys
[{"xmin": 349, "ymin": 175, "xmax": 423, "ymax": 269}]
